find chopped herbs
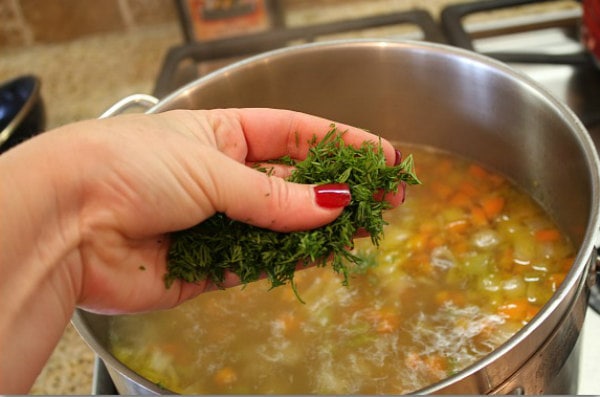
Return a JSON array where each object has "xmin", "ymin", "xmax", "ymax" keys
[{"xmin": 165, "ymin": 125, "xmax": 420, "ymax": 296}]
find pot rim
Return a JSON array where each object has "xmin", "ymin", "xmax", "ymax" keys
[{"xmin": 74, "ymin": 38, "xmax": 600, "ymax": 394}]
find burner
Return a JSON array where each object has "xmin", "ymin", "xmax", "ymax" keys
[
  {"xmin": 153, "ymin": 9, "xmax": 444, "ymax": 97},
  {"xmin": 440, "ymin": 0, "xmax": 591, "ymax": 65},
  {"xmin": 441, "ymin": 0, "xmax": 600, "ymax": 144}
]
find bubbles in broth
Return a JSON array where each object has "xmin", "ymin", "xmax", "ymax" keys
[{"xmin": 108, "ymin": 144, "xmax": 575, "ymax": 394}]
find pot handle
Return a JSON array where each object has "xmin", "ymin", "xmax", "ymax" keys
[{"xmin": 100, "ymin": 94, "xmax": 159, "ymax": 119}]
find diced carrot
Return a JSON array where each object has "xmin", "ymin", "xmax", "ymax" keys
[
  {"xmin": 435, "ymin": 159, "xmax": 453, "ymax": 175},
  {"xmin": 450, "ymin": 192, "xmax": 472, "ymax": 207},
  {"xmin": 405, "ymin": 253, "xmax": 434, "ymax": 276},
  {"xmin": 534, "ymin": 228, "xmax": 561, "ymax": 242},
  {"xmin": 488, "ymin": 173, "xmax": 506, "ymax": 187},
  {"xmin": 452, "ymin": 240, "xmax": 469, "ymax": 255},
  {"xmin": 435, "ymin": 290, "xmax": 450, "ymax": 306},
  {"xmin": 480, "ymin": 196, "xmax": 505, "ymax": 219},
  {"xmin": 430, "ymin": 181, "xmax": 453, "ymax": 199},
  {"xmin": 524, "ymin": 305, "xmax": 539, "ymax": 322},
  {"xmin": 459, "ymin": 181, "xmax": 479, "ymax": 198},
  {"xmin": 470, "ymin": 206, "xmax": 488, "ymax": 226},
  {"xmin": 428, "ymin": 235, "xmax": 446, "ymax": 249},
  {"xmin": 160, "ymin": 343, "xmax": 182, "ymax": 356},
  {"xmin": 498, "ymin": 248, "xmax": 515, "ymax": 271},
  {"xmin": 435, "ymin": 290, "xmax": 465, "ymax": 306},
  {"xmin": 468, "ymin": 164, "xmax": 488, "ymax": 179},
  {"xmin": 547, "ymin": 273, "xmax": 566, "ymax": 291},
  {"xmin": 424, "ymin": 354, "xmax": 449, "ymax": 374},
  {"xmin": 498, "ymin": 299, "xmax": 539, "ymax": 323},
  {"xmin": 213, "ymin": 367, "xmax": 237, "ymax": 386}
]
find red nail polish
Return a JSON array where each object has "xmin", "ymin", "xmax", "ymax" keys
[
  {"xmin": 394, "ymin": 149, "xmax": 403, "ymax": 166},
  {"xmin": 314, "ymin": 183, "xmax": 351, "ymax": 208},
  {"xmin": 400, "ymin": 181, "xmax": 407, "ymax": 204}
]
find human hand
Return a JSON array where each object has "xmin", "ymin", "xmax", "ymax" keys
[{"xmin": 45, "ymin": 109, "xmax": 403, "ymax": 313}]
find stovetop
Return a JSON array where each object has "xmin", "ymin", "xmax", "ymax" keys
[{"xmin": 93, "ymin": 0, "xmax": 600, "ymax": 394}]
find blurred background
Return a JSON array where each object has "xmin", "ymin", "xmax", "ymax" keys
[{"xmin": 0, "ymin": 0, "xmax": 484, "ymax": 131}]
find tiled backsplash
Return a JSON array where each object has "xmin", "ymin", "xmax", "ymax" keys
[{"xmin": 0, "ymin": 0, "xmax": 178, "ymax": 48}]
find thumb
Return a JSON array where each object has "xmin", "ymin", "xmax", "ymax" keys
[{"xmin": 208, "ymin": 155, "xmax": 351, "ymax": 232}]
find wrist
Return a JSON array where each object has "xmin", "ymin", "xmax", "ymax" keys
[{"xmin": 0, "ymin": 129, "xmax": 84, "ymax": 392}]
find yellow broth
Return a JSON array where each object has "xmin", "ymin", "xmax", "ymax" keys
[{"xmin": 108, "ymin": 145, "xmax": 575, "ymax": 394}]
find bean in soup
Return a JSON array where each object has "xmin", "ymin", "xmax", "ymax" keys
[{"xmin": 108, "ymin": 144, "xmax": 574, "ymax": 394}]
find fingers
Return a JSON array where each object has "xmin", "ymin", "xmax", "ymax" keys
[
  {"xmin": 202, "ymin": 108, "xmax": 399, "ymax": 166},
  {"xmin": 205, "ymin": 151, "xmax": 351, "ymax": 232}
]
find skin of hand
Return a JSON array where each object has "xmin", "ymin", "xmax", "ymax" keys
[{"xmin": 0, "ymin": 108, "xmax": 402, "ymax": 393}]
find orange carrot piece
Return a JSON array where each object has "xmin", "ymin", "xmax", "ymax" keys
[
  {"xmin": 214, "ymin": 367, "xmax": 237, "ymax": 386},
  {"xmin": 560, "ymin": 257, "xmax": 575, "ymax": 272},
  {"xmin": 534, "ymin": 228, "xmax": 561, "ymax": 242},
  {"xmin": 498, "ymin": 299, "xmax": 538, "ymax": 323},
  {"xmin": 480, "ymin": 196, "xmax": 505, "ymax": 219},
  {"xmin": 430, "ymin": 181, "xmax": 453, "ymax": 199},
  {"xmin": 435, "ymin": 159, "xmax": 453, "ymax": 175},
  {"xmin": 425, "ymin": 354, "xmax": 449, "ymax": 374},
  {"xmin": 547, "ymin": 273, "xmax": 566, "ymax": 291},
  {"xmin": 468, "ymin": 164, "xmax": 488, "ymax": 179},
  {"xmin": 459, "ymin": 181, "xmax": 479, "ymax": 197},
  {"xmin": 450, "ymin": 192, "xmax": 472, "ymax": 207},
  {"xmin": 470, "ymin": 206, "xmax": 488, "ymax": 226},
  {"xmin": 435, "ymin": 290, "xmax": 465, "ymax": 306}
]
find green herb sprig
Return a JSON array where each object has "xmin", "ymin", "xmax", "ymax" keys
[{"xmin": 165, "ymin": 125, "xmax": 420, "ymax": 297}]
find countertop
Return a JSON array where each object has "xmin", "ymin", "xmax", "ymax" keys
[{"xmin": 0, "ymin": 0, "xmax": 583, "ymax": 394}]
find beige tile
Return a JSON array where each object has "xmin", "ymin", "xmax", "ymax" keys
[
  {"xmin": 0, "ymin": 24, "xmax": 27, "ymax": 47},
  {"xmin": 20, "ymin": 0, "xmax": 125, "ymax": 43},
  {"xmin": 0, "ymin": 0, "xmax": 32, "ymax": 48},
  {"xmin": 124, "ymin": 0, "xmax": 178, "ymax": 26}
]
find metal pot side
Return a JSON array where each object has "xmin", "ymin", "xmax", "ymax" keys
[{"xmin": 73, "ymin": 40, "xmax": 600, "ymax": 395}]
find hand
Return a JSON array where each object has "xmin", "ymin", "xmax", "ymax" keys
[
  {"xmin": 0, "ymin": 108, "xmax": 403, "ymax": 392},
  {"xmin": 52, "ymin": 109, "xmax": 402, "ymax": 313}
]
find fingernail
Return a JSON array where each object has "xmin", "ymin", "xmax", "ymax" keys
[
  {"xmin": 394, "ymin": 149, "xmax": 403, "ymax": 166},
  {"xmin": 314, "ymin": 183, "xmax": 351, "ymax": 208},
  {"xmin": 400, "ymin": 181, "xmax": 407, "ymax": 204}
]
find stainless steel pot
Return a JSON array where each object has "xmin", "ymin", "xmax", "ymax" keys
[{"xmin": 72, "ymin": 40, "xmax": 600, "ymax": 394}]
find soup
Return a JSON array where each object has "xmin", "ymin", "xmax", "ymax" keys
[{"xmin": 108, "ymin": 145, "xmax": 575, "ymax": 394}]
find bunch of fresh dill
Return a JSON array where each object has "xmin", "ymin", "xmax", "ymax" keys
[{"xmin": 165, "ymin": 125, "xmax": 420, "ymax": 295}]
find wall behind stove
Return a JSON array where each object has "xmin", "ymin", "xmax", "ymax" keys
[{"xmin": 0, "ymin": 0, "xmax": 178, "ymax": 48}]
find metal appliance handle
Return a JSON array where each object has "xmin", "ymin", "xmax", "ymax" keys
[{"xmin": 100, "ymin": 94, "xmax": 159, "ymax": 118}]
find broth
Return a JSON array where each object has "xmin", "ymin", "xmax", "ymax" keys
[{"xmin": 108, "ymin": 145, "xmax": 575, "ymax": 394}]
